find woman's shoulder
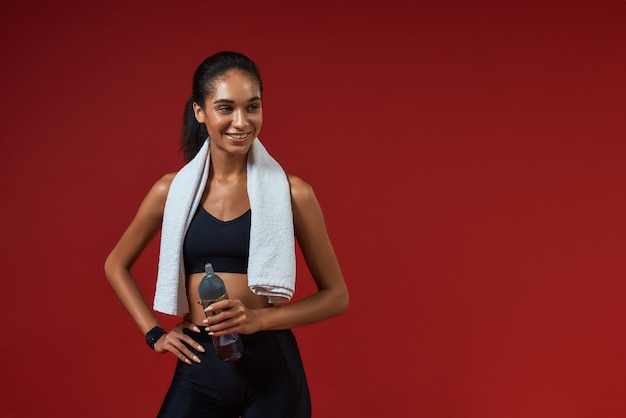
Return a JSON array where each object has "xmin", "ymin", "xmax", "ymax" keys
[
  {"xmin": 152, "ymin": 172, "xmax": 177, "ymax": 194},
  {"xmin": 143, "ymin": 172, "xmax": 177, "ymax": 207},
  {"xmin": 286, "ymin": 174, "xmax": 317, "ymax": 204}
]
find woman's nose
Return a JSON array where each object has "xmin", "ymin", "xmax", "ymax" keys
[{"xmin": 232, "ymin": 109, "xmax": 247, "ymax": 128}]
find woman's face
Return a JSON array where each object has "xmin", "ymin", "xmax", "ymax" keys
[{"xmin": 194, "ymin": 70, "xmax": 262, "ymax": 155}]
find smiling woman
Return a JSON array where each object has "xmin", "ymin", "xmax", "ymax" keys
[
  {"xmin": 104, "ymin": 51, "xmax": 349, "ymax": 418},
  {"xmin": 192, "ymin": 71, "xmax": 263, "ymax": 156}
]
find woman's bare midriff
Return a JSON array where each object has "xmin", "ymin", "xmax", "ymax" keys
[{"xmin": 184, "ymin": 272, "xmax": 273, "ymax": 325}]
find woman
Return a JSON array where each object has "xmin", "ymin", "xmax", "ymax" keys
[{"xmin": 104, "ymin": 51, "xmax": 349, "ymax": 417}]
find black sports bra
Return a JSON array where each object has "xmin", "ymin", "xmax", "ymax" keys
[{"xmin": 183, "ymin": 206, "xmax": 251, "ymax": 275}]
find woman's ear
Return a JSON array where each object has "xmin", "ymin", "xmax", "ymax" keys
[{"xmin": 193, "ymin": 102, "xmax": 205, "ymax": 123}]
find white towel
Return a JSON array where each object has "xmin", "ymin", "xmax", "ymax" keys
[{"xmin": 153, "ymin": 138, "xmax": 296, "ymax": 316}]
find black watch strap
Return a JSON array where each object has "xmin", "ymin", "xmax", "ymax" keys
[{"xmin": 145, "ymin": 326, "xmax": 167, "ymax": 350}]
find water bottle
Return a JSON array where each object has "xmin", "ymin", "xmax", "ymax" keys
[{"xmin": 197, "ymin": 263, "xmax": 243, "ymax": 362}]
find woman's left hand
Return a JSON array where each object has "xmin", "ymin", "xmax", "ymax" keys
[{"xmin": 202, "ymin": 298, "xmax": 264, "ymax": 336}]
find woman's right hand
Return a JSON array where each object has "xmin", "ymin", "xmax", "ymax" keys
[{"xmin": 153, "ymin": 321, "xmax": 205, "ymax": 364}]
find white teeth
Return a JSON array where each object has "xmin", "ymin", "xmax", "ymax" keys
[{"xmin": 228, "ymin": 133, "xmax": 249, "ymax": 139}]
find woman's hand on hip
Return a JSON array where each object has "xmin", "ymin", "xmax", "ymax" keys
[{"xmin": 154, "ymin": 320, "xmax": 205, "ymax": 364}]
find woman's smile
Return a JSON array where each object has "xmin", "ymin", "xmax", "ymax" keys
[{"xmin": 226, "ymin": 132, "xmax": 252, "ymax": 141}]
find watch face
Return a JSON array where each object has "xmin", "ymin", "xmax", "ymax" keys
[{"xmin": 146, "ymin": 327, "xmax": 166, "ymax": 349}]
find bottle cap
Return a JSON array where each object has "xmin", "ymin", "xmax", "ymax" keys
[
  {"xmin": 205, "ymin": 263, "xmax": 214, "ymax": 276},
  {"xmin": 197, "ymin": 263, "xmax": 226, "ymax": 300}
]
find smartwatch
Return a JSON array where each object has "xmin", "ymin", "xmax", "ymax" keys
[{"xmin": 145, "ymin": 326, "xmax": 167, "ymax": 350}]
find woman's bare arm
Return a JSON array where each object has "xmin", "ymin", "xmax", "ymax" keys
[
  {"xmin": 104, "ymin": 174, "xmax": 204, "ymax": 363},
  {"xmin": 104, "ymin": 174, "xmax": 173, "ymax": 333}
]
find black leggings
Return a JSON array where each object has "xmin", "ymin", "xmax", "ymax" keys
[{"xmin": 157, "ymin": 328, "xmax": 311, "ymax": 418}]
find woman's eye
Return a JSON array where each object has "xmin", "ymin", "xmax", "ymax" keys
[
  {"xmin": 218, "ymin": 106, "xmax": 232, "ymax": 113},
  {"xmin": 247, "ymin": 104, "xmax": 260, "ymax": 112}
]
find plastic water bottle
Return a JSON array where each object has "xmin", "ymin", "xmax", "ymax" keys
[{"xmin": 197, "ymin": 263, "xmax": 243, "ymax": 362}]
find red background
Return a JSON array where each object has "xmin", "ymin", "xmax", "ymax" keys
[{"xmin": 2, "ymin": 2, "xmax": 626, "ymax": 417}]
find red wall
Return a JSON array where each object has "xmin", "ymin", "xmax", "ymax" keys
[{"xmin": 2, "ymin": 2, "xmax": 626, "ymax": 417}]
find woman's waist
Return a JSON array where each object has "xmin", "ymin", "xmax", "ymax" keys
[
  {"xmin": 185, "ymin": 282, "xmax": 273, "ymax": 325},
  {"xmin": 182, "ymin": 327, "xmax": 293, "ymax": 344},
  {"xmin": 186, "ymin": 272, "xmax": 271, "ymax": 304}
]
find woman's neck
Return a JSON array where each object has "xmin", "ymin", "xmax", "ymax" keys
[{"xmin": 208, "ymin": 148, "xmax": 248, "ymax": 182}]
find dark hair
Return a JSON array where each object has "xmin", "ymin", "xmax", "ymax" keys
[{"xmin": 181, "ymin": 51, "xmax": 263, "ymax": 161}]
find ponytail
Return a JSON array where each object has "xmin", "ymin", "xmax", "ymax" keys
[{"xmin": 180, "ymin": 96, "xmax": 207, "ymax": 162}]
